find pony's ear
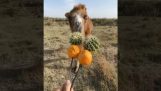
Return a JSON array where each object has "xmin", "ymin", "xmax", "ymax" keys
[{"xmin": 65, "ymin": 12, "xmax": 70, "ymax": 18}]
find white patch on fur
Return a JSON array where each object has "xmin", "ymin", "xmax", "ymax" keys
[
  {"xmin": 73, "ymin": 14, "xmax": 84, "ymax": 33},
  {"xmin": 75, "ymin": 14, "xmax": 83, "ymax": 23}
]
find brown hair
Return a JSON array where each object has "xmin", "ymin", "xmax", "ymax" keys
[
  {"xmin": 70, "ymin": 4, "xmax": 87, "ymax": 17},
  {"xmin": 65, "ymin": 4, "xmax": 87, "ymax": 17}
]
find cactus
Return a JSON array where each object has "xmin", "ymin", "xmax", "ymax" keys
[
  {"xmin": 84, "ymin": 35, "xmax": 100, "ymax": 51},
  {"xmin": 69, "ymin": 32, "xmax": 83, "ymax": 45}
]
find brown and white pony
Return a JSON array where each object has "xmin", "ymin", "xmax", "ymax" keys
[
  {"xmin": 65, "ymin": 4, "xmax": 93, "ymax": 72},
  {"xmin": 65, "ymin": 4, "xmax": 93, "ymax": 37}
]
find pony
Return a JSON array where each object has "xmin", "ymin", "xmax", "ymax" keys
[
  {"xmin": 65, "ymin": 4, "xmax": 93, "ymax": 37},
  {"xmin": 65, "ymin": 4, "xmax": 93, "ymax": 72}
]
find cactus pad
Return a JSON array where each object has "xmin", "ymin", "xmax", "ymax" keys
[
  {"xmin": 84, "ymin": 35, "xmax": 100, "ymax": 51},
  {"xmin": 69, "ymin": 32, "xmax": 83, "ymax": 45}
]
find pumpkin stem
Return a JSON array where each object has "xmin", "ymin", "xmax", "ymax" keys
[{"xmin": 70, "ymin": 64, "xmax": 82, "ymax": 91}]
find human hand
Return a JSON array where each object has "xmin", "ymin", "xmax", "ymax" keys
[{"xmin": 55, "ymin": 80, "xmax": 74, "ymax": 91}]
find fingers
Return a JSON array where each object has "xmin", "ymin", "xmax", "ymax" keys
[
  {"xmin": 53, "ymin": 88, "xmax": 61, "ymax": 91},
  {"xmin": 62, "ymin": 80, "xmax": 74, "ymax": 91},
  {"xmin": 54, "ymin": 80, "xmax": 74, "ymax": 91},
  {"xmin": 70, "ymin": 87, "xmax": 74, "ymax": 91},
  {"xmin": 55, "ymin": 88, "xmax": 61, "ymax": 91}
]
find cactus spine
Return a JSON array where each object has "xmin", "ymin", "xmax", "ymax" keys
[
  {"xmin": 84, "ymin": 35, "xmax": 100, "ymax": 51},
  {"xmin": 69, "ymin": 32, "xmax": 83, "ymax": 45}
]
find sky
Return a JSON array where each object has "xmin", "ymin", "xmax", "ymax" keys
[{"xmin": 44, "ymin": 0, "xmax": 117, "ymax": 18}]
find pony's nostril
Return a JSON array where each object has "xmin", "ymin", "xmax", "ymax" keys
[{"xmin": 76, "ymin": 22, "xmax": 80, "ymax": 26}]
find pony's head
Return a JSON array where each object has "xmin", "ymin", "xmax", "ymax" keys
[{"xmin": 65, "ymin": 4, "xmax": 88, "ymax": 35}]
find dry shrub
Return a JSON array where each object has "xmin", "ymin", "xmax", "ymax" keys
[
  {"xmin": 97, "ymin": 56, "xmax": 116, "ymax": 82},
  {"xmin": 86, "ymin": 55, "xmax": 117, "ymax": 91},
  {"xmin": 45, "ymin": 22, "xmax": 52, "ymax": 26},
  {"xmin": 72, "ymin": 55, "xmax": 117, "ymax": 91}
]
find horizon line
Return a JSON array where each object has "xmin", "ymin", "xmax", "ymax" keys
[{"xmin": 44, "ymin": 16, "xmax": 118, "ymax": 19}]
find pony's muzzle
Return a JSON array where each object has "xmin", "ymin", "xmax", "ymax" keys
[
  {"xmin": 74, "ymin": 23, "xmax": 82, "ymax": 32},
  {"xmin": 76, "ymin": 22, "xmax": 80, "ymax": 27}
]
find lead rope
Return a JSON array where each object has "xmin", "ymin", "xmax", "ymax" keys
[
  {"xmin": 69, "ymin": 42, "xmax": 84, "ymax": 91},
  {"xmin": 70, "ymin": 64, "xmax": 82, "ymax": 91}
]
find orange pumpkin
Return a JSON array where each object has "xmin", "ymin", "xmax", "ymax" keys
[
  {"xmin": 78, "ymin": 50, "xmax": 92, "ymax": 65},
  {"xmin": 67, "ymin": 45, "xmax": 81, "ymax": 58}
]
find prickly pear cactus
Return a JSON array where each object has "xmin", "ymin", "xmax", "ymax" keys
[
  {"xmin": 84, "ymin": 35, "xmax": 100, "ymax": 51},
  {"xmin": 69, "ymin": 32, "xmax": 83, "ymax": 45}
]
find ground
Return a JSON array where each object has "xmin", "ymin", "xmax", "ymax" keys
[
  {"xmin": 44, "ymin": 18, "xmax": 118, "ymax": 91},
  {"xmin": 118, "ymin": 16, "xmax": 161, "ymax": 91}
]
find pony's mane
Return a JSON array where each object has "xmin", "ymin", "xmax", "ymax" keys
[{"xmin": 70, "ymin": 4, "xmax": 87, "ymax": 14}]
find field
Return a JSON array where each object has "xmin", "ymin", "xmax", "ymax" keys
[
  {"xmin": 0, "ymin": 0, "xmax": 43, "ymax": 90},
  {"xmin": 118, "ymin": 16, "xmax": 161, "ymax": 91},
  {"xmin": 44, "ymin": 18, "xmax": 118, "ymax": 91},
  {"xmin": 0, "ymin": 14, "xmax": 43, "ymax": 91}
]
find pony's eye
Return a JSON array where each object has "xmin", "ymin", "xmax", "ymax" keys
[
  {"xmin": 68, "ymin": 16, "xmax": 71, "ymax": 19},
  {"xmin": 83, "ymin": 15, "xmax": 88, "ymax": 20},
  {"xmin": 80, "ymin": 14, "xmax": 87, "ymax": 19}
]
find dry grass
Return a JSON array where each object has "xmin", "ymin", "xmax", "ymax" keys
[
  {"xmin": 0, "ymin": 13, "xmax": 42, "ymax": 91},
  {"xmin": 0, "ymin": 0, "xmax": 43, "ymax": 90},
  {"xmin": 44, "ymin": 18, "xmax": 118, "ymax": 91},
  {"xmin": 119, "ymin": 16, "xmax": 161, "ymax": 91},
  {"xmin": 86, "ymin": 55, "xmax": 117, "ymax": 91}
]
